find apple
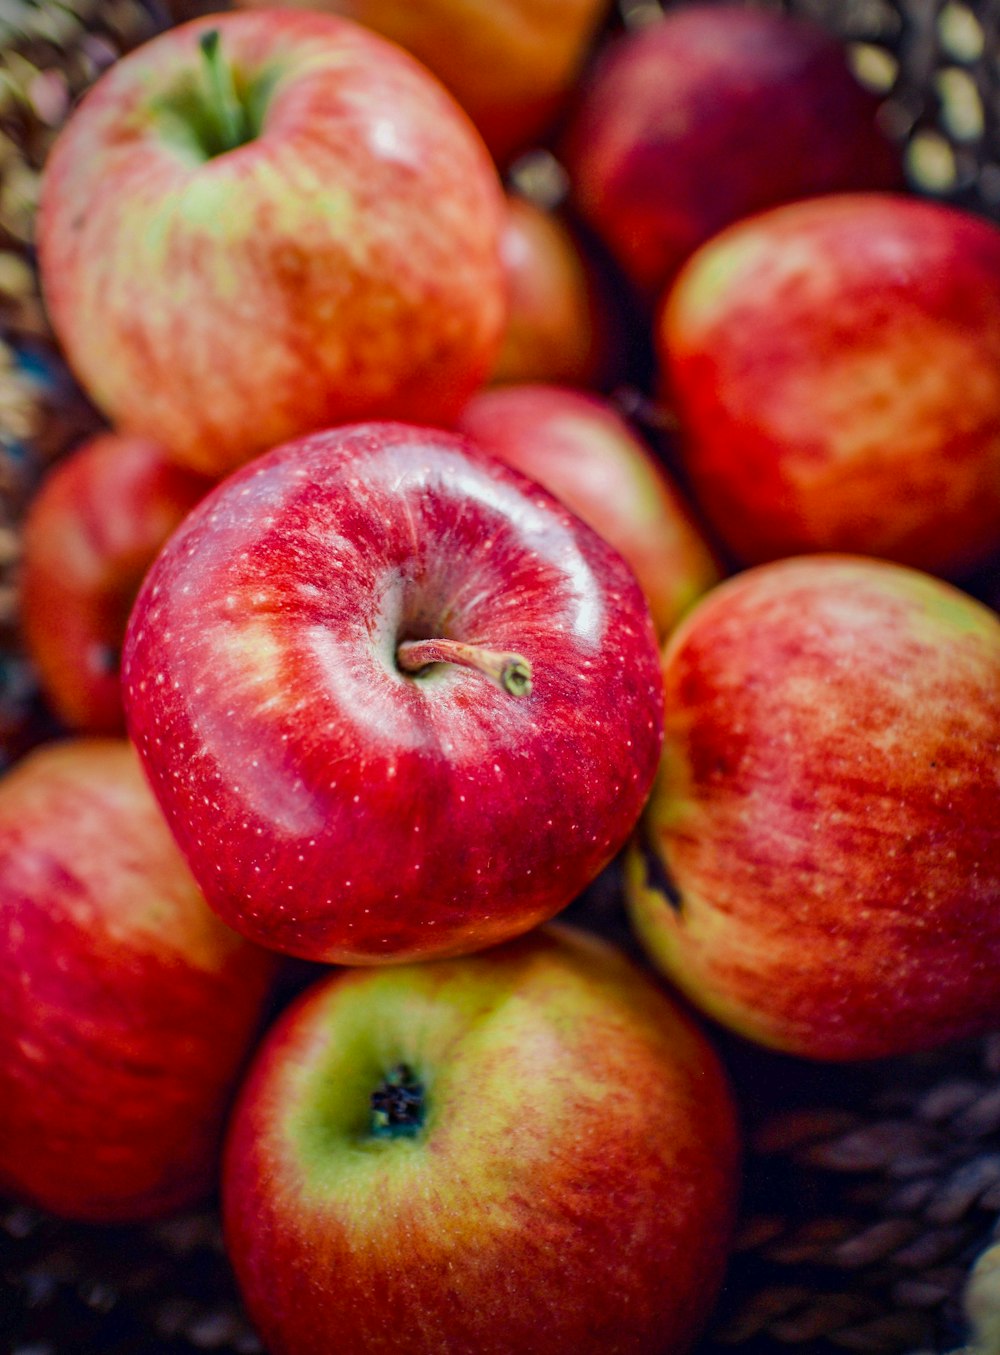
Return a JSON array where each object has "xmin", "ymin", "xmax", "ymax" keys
[
  {"xmin": 223, "ymin": 924, "xmax": 741, "ymax": 1355},
  {"xmin": 37, "ymin": 10, "xmax": 507, "ymax": 479},
  {"xmin": 0, "ymin": 738, "xmax": 277, "ymax": 1221},
  {"xmin": 563, "ymin": 4, "xmax": 901, "ymax": 298},
  {"xmin": 122, "ymin": 422, "xmax": 664, "ymax": 965},
  {"xmin": 660, "ymin": 193, "xmax": 1000, "ymax": 578},
  {"xmin": 20, "ymin": 431, "xmax": 209, "ymax": 734},
  {"xmin": 232, "ymin": 0, "xmax": 612, "ymax": 165},
  {"xmin": 491, "ymin": 192, "xmax": 609, "ymax": 389},
  {"xmin": 458, "ymin": 383, "xmax": 719, "ymax": 638},
  {"xmin": 625, "ymin": 555, "xmax": 1000, "ymax": 1061}
]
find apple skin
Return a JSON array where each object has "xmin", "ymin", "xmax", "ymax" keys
[
  {"xmin": 492, "ymin": 193, "xmax": 608, "ymax": 389},
  {"xmin": 0, "ymin": 738, "xmax": 277, "ymax": 1222},
  {"xmin": 563, "ymin": 5, "xmax": 901, "ymax": 298},
  {"xmin": 122, "ymin": 422, "xmax": 664, "ymax": 965},
  {"xmin": 458, "ymin": 383, "xmax": 719, "ymax": 638},
  {"xmin": 660, "ymin": 194, "xmax": 1000, "ymax": 578},
  {"xmin": 232, "ymin": 0, "xmax": 612, "ymax": 165},
  {"xmin": 37, "ymin": 10, "xmax": 507, "ymax": 479},
  {"xmin": 625, "ymin": 555, "xmax": 1000, "ymax": 1062},
  {"xmin": 20, "ymin": 431, "xmax": 209, "ymax": 734},
  {"xmin": 223, "ymin": 924, "xmax": 740, "ymax": 1355}
]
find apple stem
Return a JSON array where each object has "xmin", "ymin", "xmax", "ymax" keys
[
  {"xmin": 371, "ymin": 1064, "xmax": 425, "ymax": 1139},
  {"xmin": 396, "ymin": 637, "xmax": 533, "ymax": 698},
  {"xmin": 199, "ymin": 29, "xmax": 249, "ymax": 154}
]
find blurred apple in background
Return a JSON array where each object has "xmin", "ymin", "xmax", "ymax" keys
[
  {"xmin": 0, "ymin": 739, "xmax": 276, "ymax": 1222},
  {"xmin": 224, "ymin": 925, "xmax": 740, "ymax": 1355},
  {"xmin": 661, "ymin": 193, "xmax": 1000, "ymax": 578},
  {"xmin": 626, "ymin": 555, "xmax": 1000, "ymax": 1061},
  {"xmin": 20, "ymin": 432, "xmax": 208, "ymax": 734},
  {"xmin": 37, "ymin": 10, "xmax": 507, "ymax": 478},
  {"xmin": 123, "ymin": 422, "xmax": 664, "ymax": 965},
  {"xmin": 492, "ymin": 192, "xmax": 610, "ymax": 389},
  {"xmin": 232, "ymin": 0, "xmax": 613, "ymax": 165},
  {"xmin": 458, "ymin": 383, "xmax": 719, "ymax": 638},
  {"xmin": 563, "ymin": 4, "xmax": 901, "ymax": 298}
]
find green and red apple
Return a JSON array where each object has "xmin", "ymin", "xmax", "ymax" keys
[
  {"xmin": 38, "ymin": 10, "xmax": 506, "ymax": 478},
  {"xmin": 223, "ymin": 925, "xmax": 741, "ymax": 1355},
  {"xmin": 661, "ymin": 193, "xmax": 1000, "ymax": 578},
  {"xmin": 626, "ymin": 555, "xmax": 1000, "ymax": 1061}
]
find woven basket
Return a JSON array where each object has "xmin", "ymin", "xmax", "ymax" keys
[{"xmin": 3, "ymin": 2, "xmax": 1000, "ymax": 1353}]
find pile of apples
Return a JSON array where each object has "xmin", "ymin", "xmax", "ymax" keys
[{"xmin": 4, "ymin": 3, "xmax": 1000, "ymax": 1353}]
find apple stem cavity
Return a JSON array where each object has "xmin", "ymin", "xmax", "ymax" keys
[
  {"xmin": 370, "ymin": 1063, "xmax": 425, "ymax": 1139},
  {"xmin": 199, "ymin": 29, "xmax": 251, "ymax": 155},
  {"xmin": 396, "ymin": 637, "xmax": 533, "ymax": 697},
  {"xmin": 639, "ymin": 833, "xmax": 684, "ymax": 915}
]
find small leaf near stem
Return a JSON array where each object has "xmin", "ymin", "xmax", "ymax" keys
[
  {"xmin": 199, "ymin": 29, "xmax": 249, "ymax": 154},
  {"xmin": 396, "ymin": 637, "xmax": 533, "ymax": 697}
]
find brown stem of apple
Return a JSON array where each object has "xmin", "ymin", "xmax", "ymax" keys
[
  {"xmin": 199, "ymin": 29, "xmax": 249, "ymax": 154},
  {"xmin": 396, "ymin": 637, "xmax": 533, "ymax": 697}
]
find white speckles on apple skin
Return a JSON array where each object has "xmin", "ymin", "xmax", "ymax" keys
[{"xmin": 123, "ymin": 425, "xmax": 663, "ymax": 964}]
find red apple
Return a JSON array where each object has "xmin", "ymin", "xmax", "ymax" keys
[
  {"xmin": 563, "ymin": 5, "xmax": 901, "ymax": 297},
  {"xmin": 37, "ymin": 10, "xmax": 506, "ymax": 478},
  {"xmin": 661, "ymin": 193, "xmax": 1000, "ymax": 578},
  {"xmin": 625, "ymin": 555, "xmax": 1000, "ymax": 1061},
  {"xmin": 20, "ymin": 431, "xmax": 209, "ymax": 734},
  {"xmin": 0, "ymin": 738, "xmax": 276, "ymax": 1221},
  {"xmin": 492, "ymin": 193, "xmax": 609, "ymax": 389},
  {"xmin": 458, "ymin": 383, "xmax": 719, "ymax": 638},
  {"xmin": 232, "ymin": 0, "xmax": 612, "ymax": 165},
  {"xmin": 122, "ymin": 422, "xmax": 664, "ymax": 965},
  {"xmin": 223, "ymin": 924, "xmax": 740, "ymax": 1355}
]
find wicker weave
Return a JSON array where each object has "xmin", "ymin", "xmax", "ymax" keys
[{"xmin": 3, "ymin": 2, "xmax": 1000, "ymax": 1352}]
